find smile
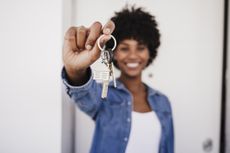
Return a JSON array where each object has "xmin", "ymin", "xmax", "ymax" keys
[{"xmin": 126, "ymin": 63, "xmax": 140, "ymax": 68}]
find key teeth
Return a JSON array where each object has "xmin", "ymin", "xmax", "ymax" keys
[
  {"xmin": 101, "ymin": 80, "xmax": 109, "ymax": 99},
  {"xmin": 111, "ymin": 63, "xmax": 117, "ymax": 88}
]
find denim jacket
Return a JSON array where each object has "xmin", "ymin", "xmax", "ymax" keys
[{"xmin": 62, "ymin": 68, "xmax": 174, "ymax": 153}]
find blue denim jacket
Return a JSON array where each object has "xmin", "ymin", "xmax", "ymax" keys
[{"xmin": 62, "ymin": 68, "xmax": 174, "ymax": 153}]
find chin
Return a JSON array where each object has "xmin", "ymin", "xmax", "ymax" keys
[{"xmin": 122, "ymin": 69, "xmax": 142, "ymax": 78}]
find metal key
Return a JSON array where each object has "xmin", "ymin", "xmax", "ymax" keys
[
  {"xmin": 97, "ymin": 35, "xmax": 117, "ymax": 99},
  {"xmin": 101, "ymin": 71, "xmax": 110, "ymax": 99},
  {"xmin": 106, "ymin": 49, "xmax": 116, "ymax": 88},
  {"xmin": 100, "ymin": 49, "xmax": 116, "ymax": 98}
]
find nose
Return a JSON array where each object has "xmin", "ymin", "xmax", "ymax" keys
[{"xmin": 128, "ymin": 49, "xmax": 138, "ymax": 59}]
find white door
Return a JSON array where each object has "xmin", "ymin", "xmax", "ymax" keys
[{"xmin": 64, "ymin": 0, "xmax": 224, "ymax": 153}]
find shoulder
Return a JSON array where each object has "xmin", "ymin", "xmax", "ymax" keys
[{"xmin": 147, "ymin": 85, "xmax": 173, "ymax": 113}]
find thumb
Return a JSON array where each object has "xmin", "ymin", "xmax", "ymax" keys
[
  {"xmin": 89, "ymin": 21, "xmax": 115, "ymax": 62},
  {"xmin": 89, "ymin": 34, "xmax": 112, "ymax": 61}
]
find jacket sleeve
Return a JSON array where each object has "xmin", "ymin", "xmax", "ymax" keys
[
  {"xmin": 62, "ymin": 67, "xmax": 102, "ymax": 120},
  {"xmin": 165, "ymin": 96, "xmax": 174, "ymax": 153}
]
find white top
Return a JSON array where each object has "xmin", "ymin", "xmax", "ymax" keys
[{"xmin": 125, "ymin": 111, "xmax": 162, "ymax": 153}]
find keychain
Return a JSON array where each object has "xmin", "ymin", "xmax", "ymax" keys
[{"xmin": 96, "ymin": 34, "xmax": 117, "ymax": 99}]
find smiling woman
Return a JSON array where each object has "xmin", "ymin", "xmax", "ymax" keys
[{"xmin": 62, "ymin": 6, "xmax": 174, "ymax": 153}]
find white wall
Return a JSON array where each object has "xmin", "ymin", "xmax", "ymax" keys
[{"xmin": 0, "ymin": 0, "xmax": 62, "ymax": 153}]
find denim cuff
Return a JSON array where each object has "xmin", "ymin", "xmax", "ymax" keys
[{"xmin": 61, "ymin": 67, "xmax": 94, "ymax": 96}]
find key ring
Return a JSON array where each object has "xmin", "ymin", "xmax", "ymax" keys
[{"xmin": 97, "ymin": 34, "xmax": 117, "ymax": 51}]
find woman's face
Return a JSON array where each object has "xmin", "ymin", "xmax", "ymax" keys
[{"xmin": 114, "ymin": 39, "xmax": 150, "ymax": 78}]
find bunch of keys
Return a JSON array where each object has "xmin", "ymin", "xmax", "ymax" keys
[{"xmin": 97, "ymin": 34, "xmax": 117, "ymax": 99}]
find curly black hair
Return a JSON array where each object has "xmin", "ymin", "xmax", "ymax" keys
[{"xmin": 106, "ymin": 6, "xmax": 161, "ymax": 68}]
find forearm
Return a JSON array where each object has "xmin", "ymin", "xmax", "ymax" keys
[{"xmin": 62, "ymin": 67, "xmax": 102, "ymax": 119}]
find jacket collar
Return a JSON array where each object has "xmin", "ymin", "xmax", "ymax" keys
[{"xmin": 109, "ymin": 79, "xmax": 170, "ymax": 113}]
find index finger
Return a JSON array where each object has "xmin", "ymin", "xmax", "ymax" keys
[{"xmin": 64, "ymin": 27, "xmax": 78, "ymax": 51}]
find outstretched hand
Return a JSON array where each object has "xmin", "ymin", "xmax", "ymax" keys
[{"xmin": 63, "ymin": 21, "xmax": 115, "ymax": 82}]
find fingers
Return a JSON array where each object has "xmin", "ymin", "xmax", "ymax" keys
[
  {"xmin": 85, "ymin": 22, "xmax": 102, "ymax": 50},
  {"xmin": 77, "ymin": 26, "xmax": 88, "ymax": 49},
  {"xmin": 85, "ymin": 20, "xmax": 115, "ymax": 50},
  {"xmin": 64, "ymin": 27, "xmax": 77, "ymax": 51},
  {"xmin": 98, "ymin": 20, "xmax": 115, "ymax": 47},
  {"xmin": 89, "ymin": 21, "xmax": 115, "ymax": 61},
  {"xmin": 64, "ymin": 21, "xmax": 115, "ymax": 52},
  {"xmin": 92, "ymin": 20, "xmax": 115, "ymax": 49},
  {"xmin": 62, "ymin": 21, "xmax": 116, "ymax": 70}
]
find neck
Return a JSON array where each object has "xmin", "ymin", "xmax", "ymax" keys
[{"xmin": 118, "ymin": 73, "xmax": 145, "ymax": 94}]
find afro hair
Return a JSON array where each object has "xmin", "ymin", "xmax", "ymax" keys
[{"xmin": 106, "ymin": 6, "xmax": 161, "ymax": 68}]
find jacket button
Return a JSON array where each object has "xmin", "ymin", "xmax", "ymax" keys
[
  {"xmin": 124, "ymin": 137, "xmax": 128, "ymax": 141},
  {"xmin": 127, "ymin": 118, "xmax": 131, "ymax": 122}
]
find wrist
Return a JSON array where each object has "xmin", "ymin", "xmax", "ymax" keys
[{"xmin": 64, "ymin": 66, "xmax": 89, "ymax": 86}]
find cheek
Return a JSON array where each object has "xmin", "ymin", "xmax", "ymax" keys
[
  {"xmin": 142, "ymin": 51, "xmax": 150, "ymax": 60},
  {"xmin": 141, "ymin": 52, "xmax": 150, "ymax": 66},
  {"xmin": 114, "ymin": 51, "xmax": 125, "ymax": 61}
]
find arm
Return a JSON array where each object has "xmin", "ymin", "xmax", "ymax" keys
[
  {"xmin": 62, "ymin": 21, "xmax": 115, "ymax": 118},
  {"xmin": 62, "ymin": 67, "xmax": 102, "ymax": 119}
]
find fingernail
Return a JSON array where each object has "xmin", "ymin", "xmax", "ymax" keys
[
  {"xmin": 86, "ymin": 45, "xmax": 92, "ymax": 50},
  {"xmin": 104, "ymin": 28, "xmax": 110, "ymax": 34}
]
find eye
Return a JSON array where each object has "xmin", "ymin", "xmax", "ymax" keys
[
  {"xmin": 137, "ymin": 45, "xmax": 147, "ymax": 51},
  {"xmin": 119, "ymin": 47, "xmax": 129, "ymax": 52}
]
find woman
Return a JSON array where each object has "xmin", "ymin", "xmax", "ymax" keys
[{"xmin": 62, "ymin": 6, "xmax": 174, "ymax": 153}]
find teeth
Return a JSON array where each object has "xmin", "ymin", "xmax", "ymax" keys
[{"xmin": 126, "ymin": 63, "xmax": 139, "ymax": 68}]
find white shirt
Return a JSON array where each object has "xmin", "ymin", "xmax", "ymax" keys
[{"xmin": 125, "ymin": 111, "xmax": 162, "ymax": 153}]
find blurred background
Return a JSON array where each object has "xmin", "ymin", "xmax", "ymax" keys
[{"xmin": 0, "ymin": 0, "xmax": 229, "ymax": 153}]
